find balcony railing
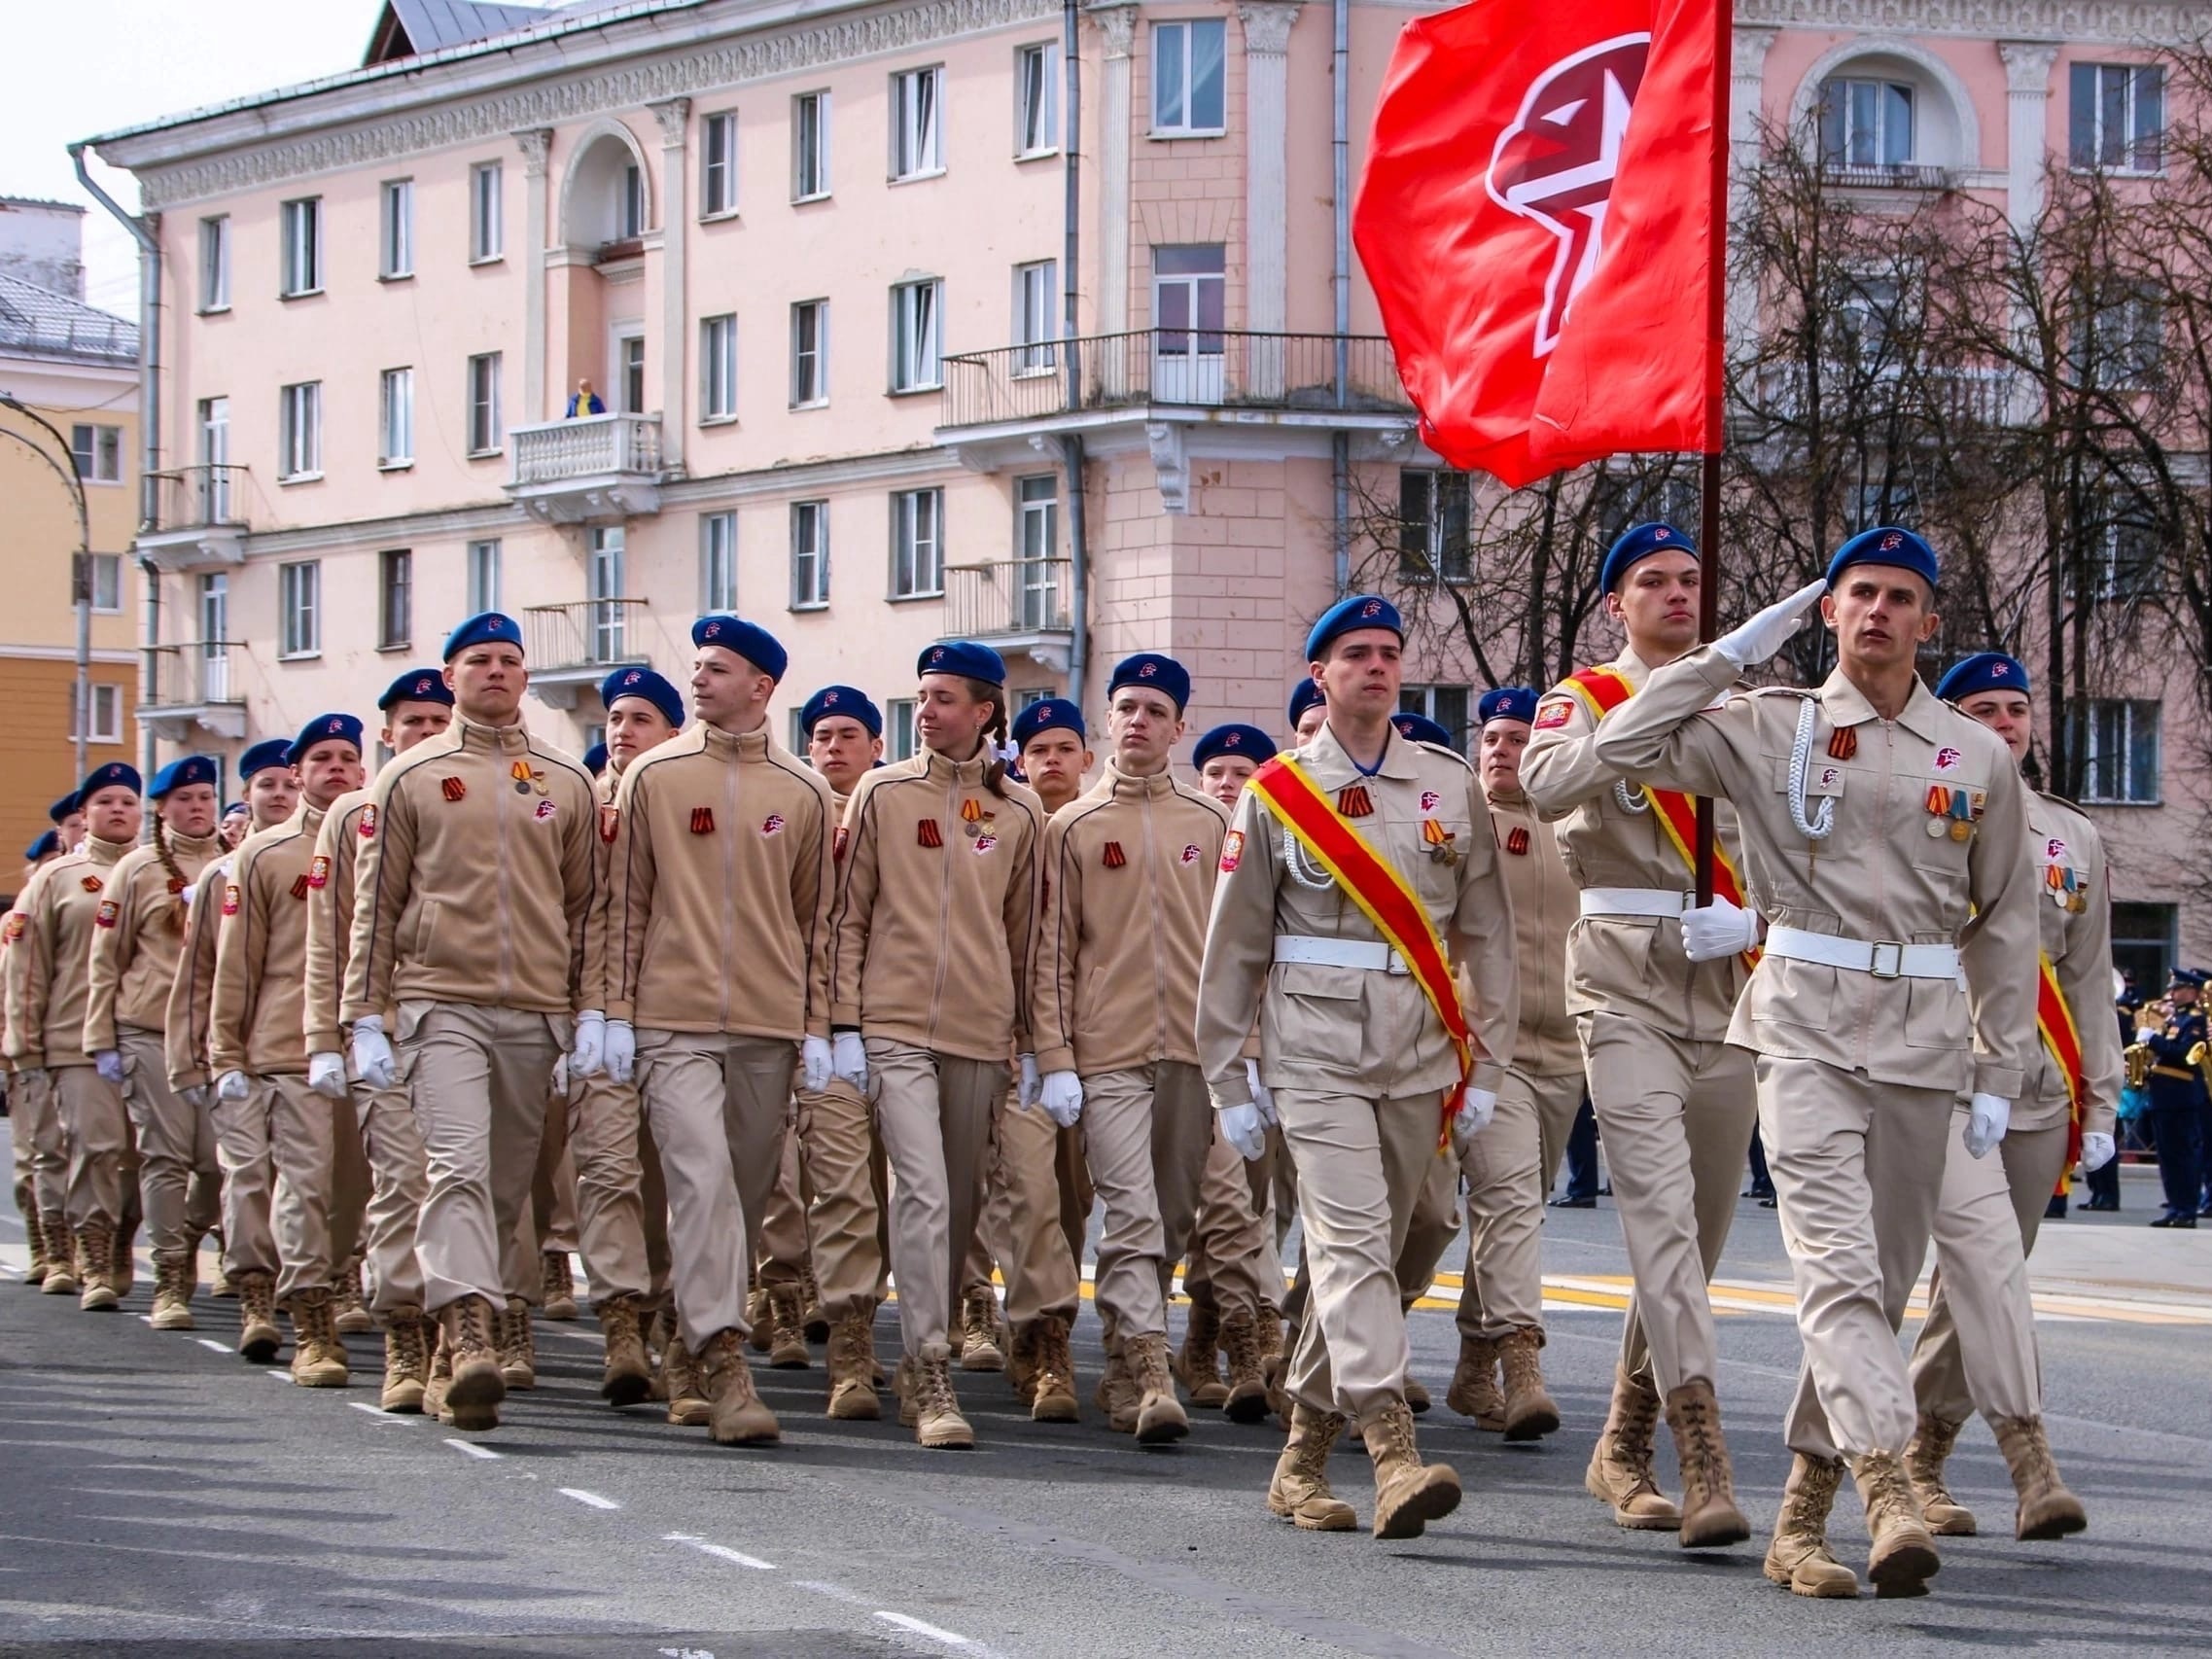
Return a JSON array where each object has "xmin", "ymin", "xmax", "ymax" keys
[
  {"xmin": 140, "ymin": 643, "xmax": 248, "ymax": 741},
  {"xmin": 510, "ymin": 412, "xmax": 663, "ymax": 487},
  {"xmin": 523, "ymin": 599, "xmax": 650, "ymax": 675},
  {"xmin": 1821, "ymin": 162, "xmax": 1957, "ymax": 191},
  {"xmin": 940, "ymin": 330, "xmax": 1412, "ymax": 429},
  {"xmin": 146, "ymin": 465, "xmax": 252, "ymax": 531},
  {"xmin": 944, "ymin": 560, "xmax": 1072, "ymax": 641},
  {"xmin": 1749, "ymin": 361, "xmax": 2019, "ymax": 427}
]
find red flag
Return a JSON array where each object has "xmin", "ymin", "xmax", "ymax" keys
[{"xmin": 1354, "ymin": 0, "xmax": 1722, "ymax": 487}]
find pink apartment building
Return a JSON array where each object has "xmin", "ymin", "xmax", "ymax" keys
[{"xmin": 85, "ymin": 0, "xmax": 2203, "ymax": 970}]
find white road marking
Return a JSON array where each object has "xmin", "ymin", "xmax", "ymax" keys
[
  {"xmin": 348, "ymin": 1401, "xmax": 413, "ymax": 1422},
  {"xmin": 665, "ymin": 1531, "xmax": 774, "ymax": 1570},
  {"xmin": 195, "ymin": 1339, "xmax": 229, "ymax": 1354},
  {"xmin": 138, "ymin": 1314, "xmax": 154, "ymax": 1324},
  {"xmin": 558, "ymin": 1487, "xmax": 619, "ymax": 1510},
  {"xmin": 792, "ymin": 1580, "xmax": 870, "ymax": 1606},
  {"xmin": 444, "ymin": 1438, "xmax": 501, "ymax": 1460},
  {"xmin": 264, "ymin": 1369, "xmax": 290, "ymax": 1380},
  {"xmin": 875, "ymin": 1610, "xmax": 973, "ymax": 1646}
]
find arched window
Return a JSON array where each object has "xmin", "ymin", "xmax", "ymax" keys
[{"xmin": 1819, "ymin": 77, "xmax": 1914, "ymax": 169}]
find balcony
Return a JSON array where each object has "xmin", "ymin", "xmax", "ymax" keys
[
  {"xmin": 1820, "ymin": 162, "xmax": 1957, "ymax": 192},
  {"xmin": 943, "ymin": 560, "xmax": 1072, "ymax": 673},
  {"xmin": 138, "ymin": 642, "xmax": 248, "ymax": 740},
  {"xmin": 506, "ymin": 413, "xmax": 665, "ymax": 525},
  {"xmin": 135, "ymin": 466, "xmax": 253, "ymax": 571},
  {"xmin": 522, "ymin": 598, "xmax": 649, "ymax": 709}
]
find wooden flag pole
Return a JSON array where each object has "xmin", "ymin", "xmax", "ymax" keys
[{"xmin": 1693, "ymin": 0, "xmax": 1733, "ymax": 906}]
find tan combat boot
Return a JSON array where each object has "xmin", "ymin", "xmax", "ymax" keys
[
  {"xmin": 1361, "ymin": 1399, "xmax": 1462, "ymax": 1540},
  {"xmin": 1258, "ymin": 1314, "xmax": 1291, "ymax": 1426},
  {"xmin": 21, "ymin": 1207, "xmax": 50, "ymax": 1289},
  {"xmin": 1497, "ymin": 1328, "xmax": 1561, "ymax": 1442},
  {"xmin": 150, "ymin": 1249, "xmax": 196, "ymax": 1330},
  {"xmin": 825, "ymin": 1310, "xmax": 882, "ymax": 1420},
  {"xmin": 1401, "ymin": 1375, "xmax": 1431, "ymax": 1414},
  {"xmin": 800, "ymin": 1264, "xmax": 829, "ymax": 1344},
  {"xmin": 443, "ymin": 1294, "xmax": 507, "ymax": 1431},
  {"xmin": 744, "ymin": 1280, "xmax": 772, "ymax": 1353},
  {"xmin": 663, "ymin": 1336, "xmax": 712, "ymax": 1427},
  {"xmin": 1220, "ymin": 1310, "xmax": 1272, "ymax": 1425},
  {"xmin": 700, "ymin": 1329, "xmax": 782, "ymax": 1445},
  {"xmin": 1268, "ymin": 1405, "xmax": 1357, "ymax": 1531},
  {"xmin": 765, "ymin": 1284, "xmax": 810, "ymax": 1369},
  {"xmin": 287, "ymin": 1288, "xmax": 350, "ymax": 1388},
  {"xmin": 1025, "ymin": 1314, "xmax": 1078, "ymax": 1423},
  {"xmin": 1851, "ymin": 1448, "xmax": 1941, "ymax": 1598},
  {"xmin": 1586, "ymin": 1365, "xmax": 1682, "ymax": 1530},
  {"xmin": 1903, "ymin": 1412, "xmax": 1975, "ymax": 1535},
  {"xmin": 1126, "ymin": 1331, "xmax": 1190, "ymax": 1446},
  {"xmin": 908, "ymin": 1341, "xmax": 975, "ymax": 1449},
  {"xmin": 541, "ymin": 1251, "xmax": 579, "ymax": 1321},
  {"xmin": 38, "ymin": 1212, "xmax": 76, "ymax": 1294},
  {"xmin": 497, "ymin": 1295, "xmax": 536, "ymax": 1390},
  {"xmin": 960, "ymin": 1285, "xmax": 1005, "ymax": 1372},
  {"xmin": 207, "ymin": 1232, "xmax": 234, "ymax": 1298},
  {"xmin": 76, "ymin": 1219, "xmax": 119, "ymax": 1311},
  {"xmin": 422, "ymin": 1324, "xmax": 456, "ymax": 1422},
  {"xmin": 1763, "ymin": 1453, "xmax": 1858, "ymax": 1598},
  {"xmin": 236, "ymin": 1270, "xmax": 282, "ymax": 1362},
  {"xmin": 1094, "ymin": 1346, "xmax": 1141, "ymax": 1432},
  {"xmin": 110, "ymin": 1214, "xmax": 138, "ymax": 1298},
  {"xmin": 1992, "ymin": 1415, "xmax": 2088, "ymax": 1541},
  {"xmin": 380, "ymin": 1305, "xmax": 431, "ymax": 1413},
  {"xmin": 1176, "ymin": 1301, "xmax": 1228, "ymax": 1407},
  {"xmin": 332, "ymin": 1253, "xmax": 373, "ymax": 1334},
  {"xmin": 1446, "ymin": 1334, "xmax": 1503, "ymax": 1430},
  {"xmin": 1664, "ymin": 1378, "xmax": 1750, "ymax": 1548},
  {"xmin": 596, "ymin": 1293, "xmax": 654, "ymax": 1407}
]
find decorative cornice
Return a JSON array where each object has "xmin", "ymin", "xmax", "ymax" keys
[
  {"xmin": 1238, "ymin": 1, "xmax": 1301, "ymax": 57},
  {"xmin": 1997, "ymin": 38, "xmax": 2062, "ymax": 89},
  {"xmin": 1735, "ymin": 0, "xmax": 2212, "ymax": 40},
  {"xmin": 649, "ymin": 97, "xmax": 692, "ymax": 146},
  {"xmin": 1732, "ymin": 25, "xmax": 1779, "ymax": 79},
  {"xmin": 514, "ymin": 126, "xmax": 552, "ymax": 178},
  {"xmin": 1087, "ymin": 2, "xmax": 1140, "ymax": 57}
]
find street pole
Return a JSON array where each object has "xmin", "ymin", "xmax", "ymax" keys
[{"xmin": 1, "ymin": 396, "xmax": 95, "ymax": 780}]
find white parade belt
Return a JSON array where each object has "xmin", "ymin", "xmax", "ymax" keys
[
  {"xmin": 1763, "ymin": 925, "xmax": 1958, "ymax": 981},
  {"xmin": 1578, "ymin": 888, "xmax": 1691, "ymax": 919},
  {"xmin": 1274, "ymin": 935, "xmax": 1410, "ymax": 975}
]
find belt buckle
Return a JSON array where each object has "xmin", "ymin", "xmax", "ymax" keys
[
  {"xmin": 1387, "ymin": 950, "xmax": 1411, "ymax": 976},
  {"xmin": 1868, "ymin": 940, "xmax": 1905, "ymax": 980}
]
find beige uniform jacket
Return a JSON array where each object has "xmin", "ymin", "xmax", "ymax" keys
[
  {"xmin": 2023, "ymin": 791, "xmax": 2123, "ymax": 1137},
  {"xmin": 1521, "ymin": 646, "xmax": 1749, "ymax": 1041},
  {"xmin": 1032, "ymin": 759, "xmax": 1232, "ymax": 1077},
  {"xmin": 1197, "ymin": 724, "xmax": 1519, "ymax": 1107},
  {"xmin": 164, "ymin": 852, "xmax": 232, "ymax": 1091},
  {"xmin": 209, "ymin": 803, "xmax": 327, "ymax": 1077},
  {"xmin": 343, "ymin": 717, "xmax": 598, "ymax": 1024},
  {"xmin": 3, "ymin": 835, "xmax": 130, "ymax": 1069},
  {"xmin": 828, "ymin": 750, "xmax": 1044, "ymax": 1065},
  {"xmin": 302, "ymin": 789, "xmax": 374, "ymax": 1058},
  {"xmin": 1485, "ymin": 787, "xmax": 1581, "ymax": 1079},
  {"xmin": 1590, "ymin": 646, "xmax": 2038, "ymax": 1100},
  {"xmin": 595, "ymin": 724, "xmax": 835, "ymax": 1039},
  {"xmin": 84, "ymin": 830, "xmax": 223, "ymax": 1051}
]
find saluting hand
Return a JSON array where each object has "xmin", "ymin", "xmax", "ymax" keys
[{"xmin": 1715, "ymin": 578, "xmax": 1828, "ymax": 669}]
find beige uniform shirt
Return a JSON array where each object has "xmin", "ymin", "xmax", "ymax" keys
[
  {"xmin": 1197, "ymin": 724, "xmax": 1519, "ymax": 1107},
  {"xmin": 1485, "ymin": 787, "xmax": 1581, "ymax": 1079},
  {"xmin": 1590, "ymin": 646, "xmax": 2038, "ymax": 1099},
  {"xmin": 84, "ymin": 830, "xmax": 223, "ymax": 1051},
  {"xmin": 1522, "ymin": 646, "xmax": 1749, "ymax": 1041},
  {"xmin": 164, "ymin": 852, "xmax": 232, "ymax": 1091},
  {"xmin": 2023, "ymin": 791, "xmax": 2123, "ymax": 1137},
  {"xmin": 302, "ymin": 789, "xmax": 374, "ymax": 1059},
  {"xmin": 595, "ymin": 724, "xmax": 836, "ymax": 1040},
  {"xmin": 343, "ymin": 717, "xmax": 599, "ymax": 1024},
  {"xmin": 210, "ymin": 803, "xmax": 327, "ymax": 1077},
  {"xmin": 3, "ymin": 835, "xmax": 130, "ymax": 1069},
  {"xmin": 1032, "ymin": 759, "xmax": 1232, "ymax": 1077},
  {"xmin": 828, "ymin": 750, "xmax": 1044, "ymax": 1065}
]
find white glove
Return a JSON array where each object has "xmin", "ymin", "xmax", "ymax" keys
[
  {"xmin": 801, "ymin": 1035, "xmax": 832, "ymax": 1093},
  {"xmin": 1245, "ymin": 1059, "xmax": 1279, "ymax": 1127},
  {"xmin": 2135, "ymin": 1025, "xmax": 2159, "ymax": 1043},
  {"xmin": 1714, "ymin": 578, "xmax": 1827, "ymax": 668},
  {"xmin": 2079, "ymin": 1130, "xmax": 2117, "ymax": 1174},
  {"xmin": 93, "ymin": 1048, "xmax": 124, "ymax": 1085},
  {"xmin": 1681, "ymin": 897, "xmax": 1761, "ymax": 963},
  {"xmin": 831, "ymin": 1031, "xmax": 868, "ymax": 1088},
  {"xmin": 1038, "ymin": 1070, "xmax": 1084, "ymax": 1128},
  {"xmin": 1963, "ymin": 1092, "xmax": 2011, "ymax": 1159},
  {"xmin": 307, "ymin": 1051, "xmax": 348, "ymax": 1100},
  {"xmin": 1450, "ymin": 1087, "xmax": 1498, "ymax": 1155},
  {"xmin": 551, "ymin": 1053, "xmax": 570, "ymax": 1096},
  {"xmin": 604, "ymin": 1019, "xmax": 637, "ymax": 1086},
  {"xmin": 179, "ymin": 1082, "xmax": 207, "ymax": 1110},
  {"xmin": 352, "ymin": 1015, "xmax": 397, "ymax": 1091},
  {"xmin": 1217, "ymin": 1101, "xmax": 1267, "ymax": 1161},
  {"xmin": 215, "ymin": 1069, "xmax": 250, "ymax": 1103},
  {"xmin": 570, "ymin": 1009, "xmax": 606, "ymax": 1079},
  {"xmin": 1018, "ymin": 1052, "xmax": 1040, "ymax": 1111}
]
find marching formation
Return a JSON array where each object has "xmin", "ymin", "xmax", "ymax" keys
[{"xmin": 0, "ymin": 521, "xmax": 2117, "ymax": 1603}]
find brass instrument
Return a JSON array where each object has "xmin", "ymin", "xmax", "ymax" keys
[{"xmin": 2124, "ymin": 995, "xmax": 2170, "ymax": 1088}]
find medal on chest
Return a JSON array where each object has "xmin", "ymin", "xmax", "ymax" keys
[
  {"xmin": 1420, "ymin": 817, "xmax": 1459, "ymax": 865},
  {"xmin": 1923, "ymin": 784, "xmax": 1983, "ymax": 842},
  {"xmin": 2045, "ymin": 862, "xmax": 2089, "ymax": 913}
]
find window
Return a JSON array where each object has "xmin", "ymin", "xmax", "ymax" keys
[
  {"xmin": 892, "ymin": 278, "xmax": 943, "ymax": 392},
  {"xmin": 700, "ymin": 314, "xmax": 738, "ymax": 421},
  {"xmin": 620, "ymin": 163, "xmax": 647, "ymax": 239},
  {"xmin": 887, "ymin": 697, "xmax": 918, "ymax": 760},
  {"xmin": 1399, "ymin": 685, "xmax": 1472, "ymax": 750},
  {"xmin": 472, "ymin": 161, "xmax": 505, "ymax": 261},
  {"xmin": 278, "ymin": 382, "xmax": 322, "ymax": 479},
  {"xmin": 279, "ymin": 560, "xmax": 321, "ymax": 657},
  {"xmin": 2071, "ymin": 63, "xmax": 2162, "ymax": 172},
  {"xmin": 1842, "ymin": 272, "xmax": 1906, "ymax": 368},
  {"xmin": 88, "ymin": 552, "xmax": 122, "ymax": 614},
  {"xmin": 790, "ymin": 300, "xmax": 829, "ymax": 406},
  {"xmin": 589, "ymin": 528, "xmax": 629, "ymax": 662},
  {"xmin": 703, "ymin": 112, "xmax": 739, "ymax": 215},
  {"xmin": 893, "ymin": 487, "xmax": 944, "ymax": 597},
  {"xmin": 467, "ymin": 539, "xmax": 502, "ymax": 613},
  {"xmin": 1152, "ymin": 20, "xmax": 1227, "ymax": 135},
  {"xmin": 616, "ymin": 331, "xmax": 648, "ymax": 414},
  {"xmin": 198, "ymin": 215, "xmax": 230, "ymax": 311},
  {"xmin": 2078, "ymin": 698, "xmax": 2160, "ymax": 804},
  {"xmin": 467, "ymin": 352, "xmax": 504, "ymax": 453},
  {"xmin": 791, "ymin": 500, "xmax": 829, "ymax": 609},
  {"xmin": 892, "ymin": 66, "xmax": 944, "ymax": 178},
  {"xmin": 2089, "ymin": 508, "xmax": 2159, "ymax": 601},
  {"xmin": 1399, "ymin": 470, "xmax": 1472, "ymax": 582},
  {"xmin": 197, "ymin": 398, "xmax": 231, "ymax": 520},
  {"xmin": 379, "ymin": 179, "xmax": 413, "ymax": 278},
  {"xmin": 790, "ymin": 708, "xmax": 811, "ymax": 754},
  {"xmin": 71, "ymin": 683, "xmax": 123, "ymax": 746},
  {"xmin": 280, "ymin": 196, "xmax": 323, "ymax": 296},
  {"xmin": 1014, "ymin": 260, "xmax": 1057, "ymax": 373},
  {"xmin": 701, "ymin": 512, "xmax": 737, "ymax": 610},
  {"xmin": 793, "ymin": 91, "xmax": 831, "ymax": 200},
  {"xmin": 197, "ymin": 573, "xmax": 231, "ymax": 700},
  {"xmin": 379, "ymin": 549, "xmax": 412, "ymax": 650},
  {"xmin": 1818, "ymin": 78, "xmax": 1914, "ymax": 169},
  {"xmin": 378, "ymin": 368, "xmax": 414, "ymax": 467},
  {"xmin": 69, "ymin": 424, "xmax": 123, "ymax": 484},
  {"xmin": 2078, "ymin": 282, "xmax": 2162, "ymax": 387},
  {"xmin": 1848, "ymin": 478, "xmax": 1918, "ymax": 534},
  {"xmin": 1016, "ymin": 475, "xmax": 1061, "ymax": 628},
  {"xmin": 1017, "ymin": 43, "xmax": 1060, "ymax": 157}
]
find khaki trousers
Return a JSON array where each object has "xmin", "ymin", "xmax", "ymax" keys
[
  {"xmin": 117, "ymin": 1028, "xmax": 219, "ymax": 1255},
  {"xmin": 756, "ymin": 1126, "xmax": 811, "ymax": 1288},
  {"xmin": 1278, "ymin": 1085, "xmax": 1449, "ymax": 1425},
  {"xmin": 56, "ymin": 1063, "xmax": 137, "ymax": 1232},
  {"xmin": 1055, "ymin": 1124, "xmax": 1095, "ymax": 1286},
  {"xmin": 1456, "ymin": 1069, "xmax": 1583, "ymax": 1342},
  {"xmin": 1761, "ymin": 1054, "xmax": 1954, "ymax": 1461},
  {"xmin": 1907, "ymin": 1116, "xmax": 2064, "ymax": 1428},
  {"xmin": 1183, "ymin": 1123, "xmax": 1283, "ymax": 1322},
  {"xmin": 10, "ymin": 1067, "xmax": 67, "ymax": 1220},
  {"xmin": 1531, "ymin": 1071, "xmax": 1586, "ymax": 1199},
  {"xmin": 1079, "ymin": 1061, "xmax": 1212, "ymax": 1346},
  {"xmin": 213, "ymin": 1074, "xmax": 360, "ymax": 1298},
  {"xmin": 791, "ymin": 1077, "xmax": 885, "ymax": 1320},
  {"xmin": 531, "ymin": 1095, "xmax": 579, "ymax": 1257},
  {"xmin": 1581, "ymin": 1012, "xmax": 1758, "ymax": 1393},
  {"xmin": 399, "ymin": 1001, "xmax": 562, "ymax": 1316},
  {"xmin": 635, "ymin": 1029, "xmax": 796, "ymax": 1354},
  {"xmin": 566, "ymin": 1071, "xmax": 669, "ymax": 1305},
  {"xmin": 869, "ymin": 1040, "xmax": 1006, "ymax": 1355},
  {"xmin": 355, "ymin": 1081, "xmax": 429, "ymax": 1314},
  {"xmin": 961, "ymin": 1084, "xmax": 1080, "ymax": 1326}
]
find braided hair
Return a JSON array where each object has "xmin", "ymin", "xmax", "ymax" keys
[
  {"xmin": 152, "ymin": 809, "xmax": 189, "ymax": 935},
  {"xmin": 961, "ymin": 677, "xmax": 1011, "ymax": 798}
]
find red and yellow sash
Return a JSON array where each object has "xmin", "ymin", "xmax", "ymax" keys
[
  {"xmin": 1559, "ymin": 665, "xmax": 1759, "ymax": 970},
  {"xmin": 2037, "ymin": 951, "xmax": 2086, "ymax": 1192},
  {"xmin": 1247, "ymin": 755, "xmax": 1472, "ymax": 1147}
]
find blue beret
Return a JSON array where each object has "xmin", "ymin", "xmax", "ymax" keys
[
  {"xmin": 149, "ymin": 756, "xmax": 219, "ymax": 799},
  {"xmin": 290, "ymin": 713, "xmax": 365, "ymax": 766},
  {"xmin": 1194, "ymin": 724, "xmax": 1274, "ymax": 768},
  {"xmin": 378, "ymin": 667, "xmax": 454, "ymax": 711},
  {"xmin": 1934, "ymin": 652, "xmax": 2029, "ymax": 704},
  {"xmin": 441, "ymin": 610, "xmax": 524, "ymax": 661},
  {"xmin": 1108, "ymin": 653, "xmax": 1191, "ymax": 713},
  {"xmin": 1826, "ymin": 525, "xmax": 1938, "ymax": 593},
  {"xmin": 1287, "ymin": 679, "xmax": 1324, "ymax": 726},
  {"xmin": 801, "ymin": 685, "xmax": 883, "ymax": 739},
  {"xmin": 1392, "ymin": 712, "xmax": 1456, "ymax": 749},
  {"xmin": 238, "ymin": 740, "xmax": 292, "ymax": 782},
  {"xmin": 79, "ymin": 761, "xmax": 141, "ymax": 799},
  {"xmin": 24, "ymin": 830, "xmax": 60, "ymax": 860},
  {"xmin": 1601, "ymin": 521, "xmax": 1696, "ymax": 592},
  {"xmin": 1306, "ymin": 594, "xmax": 1402, "ymax": 662},
  {"xmin": 919, "ymin": 640, "xmax": 1006, "ymax": 686},
  {"xmin": 582, "ymin": 742, "xmax": 609, "ymax": 778},
  {"xmin": 1478, "ymin": 687, "xmax": 1540, "ymax": 727},
  {"xmin": 1013, "ymin": 697, "xmax": 1085, "ymax": 748},
  {"xmin": 48, "ymin": 793, "xmax": 79, "ymax": 824},
  {"xmin": 600, "ymin": 665, "xmax": 685, "ymax": 729},
  {"xmin": 692, "ymin": 614, "xmax": 789, "ymax": 683}
]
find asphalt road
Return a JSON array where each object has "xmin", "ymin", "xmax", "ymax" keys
[{"xmin": 1, "ymin": 1130, "xmax": 2206, "ymax": 1659}]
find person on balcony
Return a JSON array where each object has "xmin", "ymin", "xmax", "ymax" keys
[{"xmin": 566, "ymin": 378, "xmax": 607, "ymax": 418}]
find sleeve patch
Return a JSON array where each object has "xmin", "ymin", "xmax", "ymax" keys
[
  {"xmin": 1533, "ymin": 699, "xmax": 1572, "ymax": 730},
  {"xmin": 1219, "ymin": 830, "xmax": 1246, "ymax": 872}
]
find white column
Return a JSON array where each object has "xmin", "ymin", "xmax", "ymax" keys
[
  {"xmin": 1725, "ymin": 29, "xmax": 1777, "ymax": 346},
  {"xmin": 515, "ymin": 127, "xmax": 552, "ymax": 424},
  {"xmin": 1999, "ymin": 42, "xmax": 2060, "ymax": 234},
  {"xmin": 650, "ymin": 97, "xmax": 691, "ymax": 475},
  {"xmin": 1090, "ymin": 3, "xmax": 1139, "ymax": 344},
  {"xmin": 1240, "ymin": 1, "xmax": 1297, "ymax": 400}
]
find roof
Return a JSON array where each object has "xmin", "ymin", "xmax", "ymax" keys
[
  {"xmin": 0, "ymin": 197, "xmax": 86, "ymax": 216},
  {"xmin": 364, "ymin": 0, "xmax": 555, "ymax": 65},
  {"xmin": 0, "ymin": 273, "xmax": 138, "ymax": 367}
]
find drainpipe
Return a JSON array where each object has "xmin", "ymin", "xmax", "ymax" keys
[
  {"xmin": 1330, "ymin": 0, "xmax": 1352, "ymax": 596},
  {"xmin": 1061, "ymin": 0, "xmax": 1090, "ymax": 701}
]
